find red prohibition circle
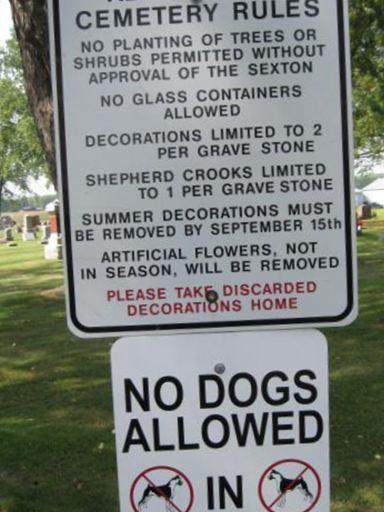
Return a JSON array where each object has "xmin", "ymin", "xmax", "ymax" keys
[
  {"xmin": 130, "ymin": 465, "xmax": 194, "ymax": 512},
  {"xmin": 258, "ymin": 458, "xmax": 322, "ymax": 512}
]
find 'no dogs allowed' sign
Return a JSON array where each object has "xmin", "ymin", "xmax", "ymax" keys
[{"xmin": 111, "ymin": 330, "xmax": 330, "ymax": 511}]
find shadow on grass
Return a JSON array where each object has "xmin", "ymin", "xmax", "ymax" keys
[
  {"xmin": 0, "ymin": 310, "xmax": 119, "ymax": 512},
  {"xmin": 0, "ymin": 244, "xmax": 118, "ymax": 512},
  {"xmin": 325, "ymin": 335, "xmax": 383, "ymax": 506},
  {"xmin": 0, "ymin": 423, "xmax": 117, "ymax": 512},
  {"xmin": 323, "ymin": 228, "xmax": 384, "ymax": 511},
  {"xmin": 330, "ymin": 366, "xmax": 384, "ymax": 512}
]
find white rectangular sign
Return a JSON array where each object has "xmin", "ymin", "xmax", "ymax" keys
[
  {"xmin": 111, "ymin": 330, "xmax": 330, "ymax": 512},
  {"xmin": 49, "ymin": 0, "xmax": 357, "ymax": 336}
]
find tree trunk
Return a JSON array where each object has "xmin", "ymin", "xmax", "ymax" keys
[{"xmin": 9, "ymin": 0, "xmax": 56, "ymax": 189}]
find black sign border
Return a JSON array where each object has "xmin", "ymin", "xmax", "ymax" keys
[{"xmin": 52, "ymin": 0, "xmax": 355, "ymax": 335}]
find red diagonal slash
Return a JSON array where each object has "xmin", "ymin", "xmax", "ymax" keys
[
  {"xmin": 269, "ymin": 467, "xmax": 309, "ymax": 509},
  {"xmin": 142, "ymin": 473, "xmax": 184, "ymax": 512}
]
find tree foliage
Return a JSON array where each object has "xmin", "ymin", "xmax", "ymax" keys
[
  {"xmin": 0, "ymin": 34, "xmax": 46, "ymax": 213},
  {"xmin": 8, "ymin": 0, "xmax": 55, "ymax": 185},
  {"xmin": 1, "ymin": 193, "xmax": 57, "ymax": 212},
  {"xmin": 6, "ymin": 0, "xmax": 384, "ymax": 187},
  {"xmin": 350, "ymin": 0, "xmax": 384, "ymax": 158}
]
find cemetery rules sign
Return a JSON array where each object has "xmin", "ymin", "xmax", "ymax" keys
[
  {"xmin": 48, "ymin": 0, "xmax": 357, "ymax": 336},
  {"xmin": 111, "ymin": 330, "xmax": 330, "ymax": 511}
]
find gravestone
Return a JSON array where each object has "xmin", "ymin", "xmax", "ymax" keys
[
  {"xmin": 44, "ymin": 200, "xmax": 62, "ymax": 260},
  {"xmin": 41, "ymin": 224, "xmax": 51, "ymax": 244},
  {"xmin": 30, "ymin": 215, "xmax": 41, "ymax": 228},
  {"xmin": 4, "ymin": 227, "xmax": 13, "ymax": 242},
  {"xmin": 22, "ymin": 215, "xmax": 36, "ymax": 241},
  {"xmin": 0, "ymin": 216, "xmax": 13, "ymax": 230},
  {"xmin": 356, "ymin": 204, "xmax": 372, "ymax": 220}
]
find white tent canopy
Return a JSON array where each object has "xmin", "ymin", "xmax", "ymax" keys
[{"xmin": 363, "ymin": 178, "xmax": 384, "ymax": 207}]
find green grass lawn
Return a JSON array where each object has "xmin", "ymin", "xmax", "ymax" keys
[
  {"xmin": 0, "ymin": 222, "xmax": 383, "ymax": 512},
  {"xmin": 0, "ymin": 237, "xmax": 117, "ymax": 512},
  {"xmin": 372, "ymin": 208, "xmax": 384, "ymax": 218},
  {"xmin": 327, "ymin": 212, "xmax": 384, "ymax": 511}
]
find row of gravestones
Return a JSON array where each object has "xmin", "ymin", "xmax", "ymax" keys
[
  {"xmin": 4, "ymin": 217, "xmax": 52, "ymax": 246},
  {"xmin": 3, "ymin": 200, "xmax": 62, "ymax": 259}
]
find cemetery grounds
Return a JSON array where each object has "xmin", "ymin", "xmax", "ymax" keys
[{"xmin": 0, "ymin": 211, "xmax": 383, "ymax": 512}]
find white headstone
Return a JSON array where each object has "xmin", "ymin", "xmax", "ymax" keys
[
  {"xmin": 23, "ymin": 215, "xmax": 35, "ymax": 241},
  {"xmin": 44, "ymin": 233, "xmax": 63, "ymax": 260}
]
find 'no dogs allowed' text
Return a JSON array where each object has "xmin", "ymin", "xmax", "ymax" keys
[{"xmin": 121, "ymin": 371, "xmax": 324, "ymax": 453}]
